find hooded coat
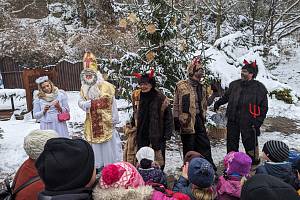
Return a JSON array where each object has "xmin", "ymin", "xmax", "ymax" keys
[
  {"xmin": 256, "ymin": 161, "xmax": 298, "ymax": 189},
  {"xmin": 13, "ymin": 158, "xmax": 44, "ymax": 200},
  {"xmin": 241, "ymin": 174, "xmax": 299, "ymax": 200},
  {"xmin": 38, "ymin": 188, "xmax": 93, "ymax": 200}
]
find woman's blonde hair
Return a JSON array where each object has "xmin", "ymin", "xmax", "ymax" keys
[{"xmin": 37, "ymin": 79, "xmax": 56, "ymax": 98}]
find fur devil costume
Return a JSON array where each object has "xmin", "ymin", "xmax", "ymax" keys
[{"xmin": 124, "ymin": 69, "xmax": 173, "ymax": 170}]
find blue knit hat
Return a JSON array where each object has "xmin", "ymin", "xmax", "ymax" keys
[{"xmin": 188, "ymin": 158, "xmax": 214, "ymax": 188}]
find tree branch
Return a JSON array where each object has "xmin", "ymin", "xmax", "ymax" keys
[{"xmin": 11, "ymin": 1, "xmax": 35, "ymax": 14}]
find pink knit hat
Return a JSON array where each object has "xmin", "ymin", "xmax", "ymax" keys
[
  {"xmin": 99, "ymin": 162, "xmax": 145, "ymax": 189},
  {"xmin": 224, "ymin": 152, "xmax": 252, "ymax": 176}
]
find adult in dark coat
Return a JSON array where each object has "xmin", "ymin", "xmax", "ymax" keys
[
  {"xmin": 131, "ymin": 70, "xmax": 173, "ymax": 170},
  {"xmin": 214, "ymin": 60, "xmax": 268, "ymax": 164}
]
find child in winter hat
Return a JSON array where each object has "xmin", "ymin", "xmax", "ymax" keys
[
  {"xmin": 223, "ymin": 151, "xmax": 252, "ymax": 176},
  {"xmin": 216, "ymin": 152, "xmax": 252, "ymax": 200},
  {"xmin": 183, "ymin": 151, "xmax": 204, "ymax": 164},
  {"xmin": 173, "ymin": 157, "xmax": 217, "ymax": 200},
  {"xmin": 256, "ymin": 140, "xmax": 299, "ymax": 189},
  {"xmin": 136, "ymin": 146, "xmax": 155, "ymax": 164},
  {"xmin": 24, "ymin": 129, "xmax": 58, "ymax": 160},
  {"xmin": 136, "ymin": 147, "xmax": 167, "ymax": 186},
  {"xmin": 188, "ymin": 157, "xmax": 215, "ymax": 188},
  {"xmin": 262, "ymin": 140, "xmax": 289, "ymax": 162},
  {"xmin": 11, "ymin": 129, "xmax": 58, "ymax": 200},
  {"xmin": 35, "ymin": 138, "xmax": 96, "ymax": 198},
  {"xmin": 93, "ymin": 162, "xmax": 154, "ymax": 200},
  {"xmin": 99, "ymin": 161, "xmax": 145, "ymax": 189}
]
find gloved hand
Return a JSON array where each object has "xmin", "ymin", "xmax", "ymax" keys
[
  {"xmin": 252, "ymin": 120, "xmax": 262, "ymax": 129},
  {"xmin": 213, "ymin": 102, "xmax": 220, "ymax": 112},
  {"xmin": 211, "ymin": 83, "xmax": 219, "ymax": 93},
  {"xmin": 174, "ymin": 117, "xmax": 181, "ymax": 131},
  {"xmin": 84, "ymin": 100, "xmax": 91, "ymax": 110}
]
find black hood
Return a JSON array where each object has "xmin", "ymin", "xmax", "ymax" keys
[
  {"xmin": 241, "ymin": 174, "xmax": 299, "ymax": 200},
  {"xmin": 38, "ymin": 188, "xmax": 92, "ymax": 200}
]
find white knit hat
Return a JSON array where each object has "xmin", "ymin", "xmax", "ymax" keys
[
  {"xmin": 136, "ymin": 147, "xmax": 155, "ymax": 163},
  {"xmin": 24, "ymin": 129, "xmax": 58, "ymax": 160}
]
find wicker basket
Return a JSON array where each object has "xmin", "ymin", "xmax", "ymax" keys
[{"xmin": 208, "ymin": 126, "xmax": 227, "ymax": 139}]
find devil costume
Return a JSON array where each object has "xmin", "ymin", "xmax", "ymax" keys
[
  {"xmin": 214, "ymin": 60, "xmax": 268, "ymax": 163},
  {"xmin": 125, "ymin": 70, "xmax": 173, "ymax": 170}
]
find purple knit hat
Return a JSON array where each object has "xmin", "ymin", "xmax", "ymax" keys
[{"xmin": 225, "ymin": 152, "xmax": 252, "ymax": 176}]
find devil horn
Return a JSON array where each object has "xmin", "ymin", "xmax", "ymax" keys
[
  {"xmin": 148, "ymin": 69, "xmax": 155, "ymax": 79},
  {"xmin": 252, "ymin": 60, "xmax": 257, "ymax": 68},
  {"xmin": 133, "ymin": 72, "xmax": 142, "ymax": 79},
  {"xmin": 243, "ymin": 59, "xmax": 249, "ymax": 65}
]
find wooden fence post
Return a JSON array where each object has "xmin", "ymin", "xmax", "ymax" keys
[{"xmin": 22, "ymin": 68, "xmax": 57, "ymax": 112}]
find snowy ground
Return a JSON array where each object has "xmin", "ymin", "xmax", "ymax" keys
[
  {"xmin": 0, "ymin": 91, "xmax": 300, "ymax": 179},
  {"xmin": 270, "ymin": 47, "xmax": 300, "ymax": 95}
]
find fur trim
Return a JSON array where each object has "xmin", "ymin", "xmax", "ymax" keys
[
  {"xmin": 35, "ymin": 76, "xmax": 49, "ymax": 84},
  {"xmin": 93, "ymin": 185, "xmax": 153, "ymax": 200}
]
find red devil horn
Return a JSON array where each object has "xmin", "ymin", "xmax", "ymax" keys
[
  {"xmin": 252, "ymin": 60, "xmax": 257, "ymax": 68},
  {"xmin": 192, "ymin": 56, "xmax": 201, "ymax": 66},
  {"xmin": 243, "ymin": 59, "xmax": 249, "ymax": 65},
  {"xmin": 148, "ymin": 69, "xmax": 154, "ymax": 79},
  {"xmin": 132, "ymin": 72, "xmax": 142, "ymax": 79}
]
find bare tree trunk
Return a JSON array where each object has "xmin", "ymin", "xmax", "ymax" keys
[
  {"xmin": 250, "ymin": 0, "xmax": 258, "ymax": 43},
  {"xmin": 77, "ymin": 0, "xmax": 88, "ymax": 28},
  {"xmin": 262, "ymin": 0, "xmax": 276, "ymax": 45},
  {"xmin": 215, "ymin": 0, "xmax": 222, "ymax": 41},
  {"xmin": 94, "ymin": 0, "xmax": 115, "ymax": 23}
]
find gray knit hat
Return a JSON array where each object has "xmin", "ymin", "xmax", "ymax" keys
[
  {"xmin": 24, "ymin": 129, "xmax": 58, "ymax": 160},
  {"xmin": 262, "ymin": 140, "xmax": 289, "ymax": 162}
]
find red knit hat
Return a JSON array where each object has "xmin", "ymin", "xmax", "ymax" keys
[{"xmin": 99, "ymin": 162, "xmax": 145, "ymax": 189}]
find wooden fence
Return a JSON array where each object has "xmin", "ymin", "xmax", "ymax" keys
[
  {"xmin": 0, "ymin": 57, "xmax": 23, "ymax": 88},
  {"xmin": 0, "ymin": 57, "xmax": 82, "ymax": 91}
]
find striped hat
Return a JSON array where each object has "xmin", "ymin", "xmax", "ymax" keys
[{"xmin": 262, "ymin": 140, "xmax": 289, "ymax": 162}]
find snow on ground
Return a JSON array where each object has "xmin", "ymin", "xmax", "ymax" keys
[
  {"xmin": 0, "ymin": 89, "xmax": 26, "ymax": 110},
  {"xmin": 0, "ymin": 92, "xmax": 131, "ymax": 175},
  {"xmin": 0, "ymin": 120, "xmax": 38, "ymax": 174},
  {"xmin": 270, "ymin": 47, "xmax": 300, "ymax": 95}
]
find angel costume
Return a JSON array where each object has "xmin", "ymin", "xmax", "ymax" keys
[
  {"xmin": 33, "ymin": 76, "xmax": 70, "ymax": 138},
  {"xmin": 78, "ymin": 52, "xmax": 122, "ymax": 168}
]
